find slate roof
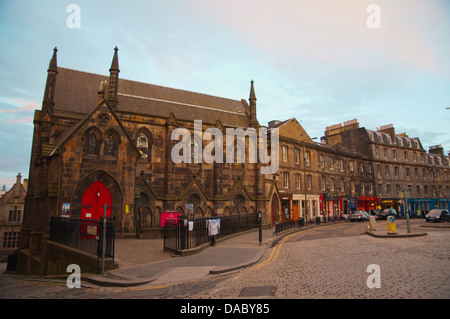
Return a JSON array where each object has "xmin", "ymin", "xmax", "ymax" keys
[{"xmin": 54, "ymin": 67, "xmax": 251, "ymax": 127}]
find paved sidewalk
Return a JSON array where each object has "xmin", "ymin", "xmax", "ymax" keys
[{"xmin": 82, "ymin": 226, "xmax": 298, "ymax": 287}]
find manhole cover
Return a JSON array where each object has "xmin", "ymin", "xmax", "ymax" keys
[{"xmin": 239, "ymin": 286, "xmax": 275, "ymax": 297}]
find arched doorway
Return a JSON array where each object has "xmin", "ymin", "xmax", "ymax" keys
[
  {"xmin": 271, "ymin": 194, "xmax": 280, "ymax": 223},
  {"xmin": 81, "ymin": 181, "xmax": 112, "ymax": 220}
]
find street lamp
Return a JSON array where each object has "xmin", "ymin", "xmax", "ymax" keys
[
  {"xmin": 303, "ymin": 137, "xmax": 318, "ymax": 226},
  {"xmin": 402, "ymin": 187, "xmax": 411, "ymax": 233}
]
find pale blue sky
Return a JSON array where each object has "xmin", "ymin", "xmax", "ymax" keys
[{"xmin": 0, "ymin": 0, "xmax": 449, "ymax": 188}]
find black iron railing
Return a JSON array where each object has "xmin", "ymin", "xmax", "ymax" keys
[
  {"xmin": 164, "ymin": 213, "xmax": 259, "ymax": 253},
  {"xmin": 49, "ymin": 216, "xmax": 115, "ymax": 260}
]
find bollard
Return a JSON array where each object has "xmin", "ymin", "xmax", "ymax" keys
[
  {"xmin": 368, "ymin": 216, "xmax": 378, "ymax": 231},
  {"xmin": 299, "ymin": 217, "xmax": 305, "ymax": 227},
  {"xmin": 387, "ymin": 216, "xmax": 397, "ymax": 235}
]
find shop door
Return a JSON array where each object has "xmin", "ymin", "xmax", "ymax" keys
[
  {"xmin": 81, "ymin": 180, "xmax": 112, "ymax": 220},
  {"xmin": 292, "ymin": 201, "xmax": 299, "ymax": 220}
]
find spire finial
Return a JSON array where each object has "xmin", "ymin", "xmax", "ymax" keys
[
  {"xmin": 48, "ymin": 47, "xmax": 58, "ymax": 72},
  {"xmin": 108, "ymin": 47, "xmax": 120, "ymax": 107},
  {"xmin": 248, "ymin": 80, "xmax": 258, "ymax": 127},
  {"xmin": 249, "ymin": 79, "xmax": 256, "ymax": 101},
  {"xmin": 42, "ymin": 47, "xmax": 58, "ymax": 111},
  {"xmin": 110, "ymin": 46, "xmax": 119, "ymax": 72}
]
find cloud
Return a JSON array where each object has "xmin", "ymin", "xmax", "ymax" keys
[
  {"xmin": 0, "ymin": 98, "xmax": 37, "ymax": 126},
  {"xmin": 0, "ymin": 99, "xmax": 39, "ymax": 113},
  {"xmin": 4, "ymin": 116, "xmax": 34, "ymax": 124},
  {"xmin": 190, "ymin": 0, "xmax": 448, "ymax": 73}
]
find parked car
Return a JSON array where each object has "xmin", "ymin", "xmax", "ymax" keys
[
  {"xmin": 378, "ymin": 208, "xmax": 398, "ymax": 220},
  {"xmin": 426, "ymin": 209, "xmax": 450, "ymax": 223},
  {"xmin": 349, "ymin": 210, "xmax": 369, "ymax": 222}
]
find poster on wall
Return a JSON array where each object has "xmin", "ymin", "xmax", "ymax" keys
[
  {"xmin": 61, "ymin": 203, "xmax": 71, "ymax": 217},
  {"xmin": 124, "ymin": 203, "xmax": 132, "ymax": 215}
]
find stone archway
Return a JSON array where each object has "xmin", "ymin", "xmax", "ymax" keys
[{"xmin": 71, "ymin": 170, "xmax": 123, "ymax": 230}]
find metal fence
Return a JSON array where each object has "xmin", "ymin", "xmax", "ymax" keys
[
  {"xmin": 273, "ymin": 216, "xmax": 346, "ymax": 235},
  {"xmin": 49, "ymin": 216, "xmax": 115, "ymax": 260},
  {"xmin": 164, "ymin": 213, "xmax": 259, "ymax": 253}
]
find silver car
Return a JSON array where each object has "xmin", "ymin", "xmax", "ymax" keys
[{"xmin": 349, "ymin": 210, "xmax": 369, "ymax": 222}]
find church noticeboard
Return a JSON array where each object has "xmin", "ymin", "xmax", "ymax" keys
[{"xmin": 62, "ymin": 203, "xmax": 71, "ymax": 217}]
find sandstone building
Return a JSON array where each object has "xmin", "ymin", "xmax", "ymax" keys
[
  {"xmin": 0, "ymin": 174, "xmax": 27, "ymax": 261},
  {"xmin": 18, "ymin": 47, "xmax": 279, "ymax": 274}
]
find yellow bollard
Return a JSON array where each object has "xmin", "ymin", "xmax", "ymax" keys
[{"xmin": 387, "ymin": 216, "xmax": 397, "ymax": 235}]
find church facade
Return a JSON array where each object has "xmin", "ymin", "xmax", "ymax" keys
[{"xmin": 20, "ymin": 47, "xmax": 280, "ymax": 264}]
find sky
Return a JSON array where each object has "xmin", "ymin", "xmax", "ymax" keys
[{"xmin": 0, "ymin": 0, "xmax": 449, "ymax": 188}]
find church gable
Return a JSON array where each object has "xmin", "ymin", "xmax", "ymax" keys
[{"xmin": 52, "ymin": 99, "xmax": 140, "ymax": 160}]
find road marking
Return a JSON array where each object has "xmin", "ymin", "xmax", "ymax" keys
[{"xmin": 252, "ymin": 226, "xmax": 322, "ymax": 271}]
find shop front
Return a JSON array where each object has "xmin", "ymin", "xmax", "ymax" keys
[
  {"xmin": 404, "ymin": 198, "xmax": 450, "ymax": 217},
  {"xmin": 320, "ymin": 193, "xmax": 342, "ymax": 219},
  {"xmin": 280, "ymin": 193, "xmax": 293, "ymax": 221},
  {"xmin": 358, "ymin": 196, "xmax": 381, "ymax": 212},
  {"xmin": 380, "ymin": 199, "xmax": 402, "ymax": 215}
]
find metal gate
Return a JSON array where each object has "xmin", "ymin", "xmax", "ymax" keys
[
  {"xmin": 163, "ymin": 221, "xmax": 181, "ymax": 253},
  {"xmin": 50, "ymin": 216, "xmax": 115, "ymax": 260}
]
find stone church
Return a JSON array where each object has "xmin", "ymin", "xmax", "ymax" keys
[{"xmin": 20, "ymin": 47, "xmax": 280, "ymax": 259}]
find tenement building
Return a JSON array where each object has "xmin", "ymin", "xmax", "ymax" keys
[
  {"xmin": 322, "ymin": 120, "xmax": 450, "ymax": 216},
  {"xmin": 271, "ymin": 117, "xmax": 450, "ymax": 222},
  {"xmin": 273, "ymin": 118, "xmax": 376, "ymax": 222}
]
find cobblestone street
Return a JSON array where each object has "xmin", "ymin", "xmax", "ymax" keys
[
  {"xmin": 188, "ymin": 221, "xmax": 450, "ymax": 299},
  {"xmin": 1, "ymin": 220, "xmax": 449, "ymax": 299}
]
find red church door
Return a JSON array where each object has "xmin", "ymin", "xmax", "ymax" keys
[{"xmin": 81, "ymin": 181, "xmax": 112, "ymax": 220}]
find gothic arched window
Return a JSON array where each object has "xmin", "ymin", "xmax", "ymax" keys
[
  {"xmin": 137, "ymin": 132, "xmax": 149, "ymax": 159},
  {"xmin": 87, "ymin": 133, "xmax": 97, "ymax": 155},
  {"xmin": 104, "ymin": 135, "xmax": 115, "ymax": 156}
]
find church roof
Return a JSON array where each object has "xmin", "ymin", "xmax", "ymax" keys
[{"xmin": 54, "ymin": 67, "xmax": 251, "ymax": 127}]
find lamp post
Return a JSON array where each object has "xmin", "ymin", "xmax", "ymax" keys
[
  {"xmin": 303, "ymin": 137, "xmax": 318, "ymax": 226},
  {"xmin": 402, "ymin": 188, "xmax": 411, "ymax": 233},
  {"xmin": 259, "ymin": 209, "xmax": 262, "ymax": 246},
  {"xmin": 101, "ymin": 204, "xmax": 111, "ymax": 275}
]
